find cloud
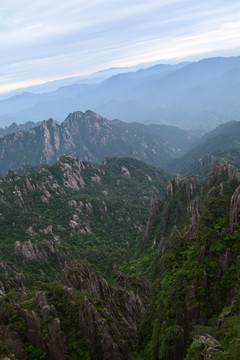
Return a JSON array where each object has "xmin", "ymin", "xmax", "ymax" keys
[{"xmin": 1, "ymin": 0, "xmax": 240, "ymax": 93}]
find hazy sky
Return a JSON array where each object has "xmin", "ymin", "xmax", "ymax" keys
[{"xmin": 1, "ymin": 0, "xmax": 240, "ymax": 93}]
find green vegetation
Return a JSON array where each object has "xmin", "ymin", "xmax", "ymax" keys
[
  {"xmin": 1, "ymin": 155, "xmax": 240, "ymax": 359},
  {"xmin": 168, "ymin": 121, "xmax": 240, "ymax": 178},
  {"xmin": 0, "ymin": 156, "xmax": 170, "ymax": 283},
  {"xmin": 128, "ymin": 165, "xmax": 240, "ymax": 359}
]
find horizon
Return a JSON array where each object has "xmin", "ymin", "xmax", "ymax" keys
[
  {"xmin": 1, "ymin": 0, "xmax": 240, "ymax": 95},
  {"xmin": 1, "ymin": 52, "xmax": 240, "ymax": 98}
]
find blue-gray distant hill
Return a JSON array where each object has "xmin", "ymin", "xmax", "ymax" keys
[
  {"xmin": 1, "ymin": 56, "xmax": 239, "ymax": 131},
  {"xmin": 0, "ymin": 121, "xmax": 42, "ymax": 137},
  {"xmin": 168, "ymin": 120, "xmax": 240, "ymax": 179}
]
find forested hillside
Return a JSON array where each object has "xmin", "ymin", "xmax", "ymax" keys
[{"xmin": 1, "ymin": 156, "xmax": 240, "ymax": 359}]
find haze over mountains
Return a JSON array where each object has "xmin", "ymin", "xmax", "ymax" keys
[
  {"xmin": 0, "ymin": 61, "xmax": 170, "ymax": 100},
  {"xmin": 1, "ymin": 55, "xmax": 240, "ymax": 131},
  {"xmin": 2, "ymin": 109, "xmax": 240, "ymax": 181},
  {"xmin": 0, "ymin": 110, "xmax": 196, "ymax": 174},
  {"xmin": 168, "ymin": 120, "xmax": 240, "ymax": 178},
  {"xmin": 1, "ymin": 149, "xmax": 240, "ymax": 359},
  {"xmin": 2, "ymin": 52, "xmax": 240, "ymax": 359},
  {"xmin": 2, "ymin": 110, "xmax": 240, "ymax": 182}
]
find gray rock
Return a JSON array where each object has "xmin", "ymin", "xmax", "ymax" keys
[
  {"xmin": 61, "ymin": 260, "xmax": 150, "ymax": 359},
  {"xmin": 230, "ymin": 185, "xmax": 240, "ymax": 231},
  {"xmin": 206, "ymin": 347, "xmax": 222, "ymax": 356},
  {"xmin": 219, "ymin": 248, "xmax": 231, "ymax": 275}
]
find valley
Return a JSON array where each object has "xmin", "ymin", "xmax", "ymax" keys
[
  {"xmin": 1, "ymin": 153, "xmax": 240, "ymax": 359},
  {"xmin": 1, "ymin": 56, "xmax": 240, "ymax": 360}
]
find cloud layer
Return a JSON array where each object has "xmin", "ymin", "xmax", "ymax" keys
[{"xmin": 1, "ymin": 0, "xmax": 240, "ymax": 93}]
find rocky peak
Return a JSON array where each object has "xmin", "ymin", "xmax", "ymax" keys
[
  {"xmin": 39, "ymin": 118, "xmax": 57, "ymax": 130},
  {"xmin": 62, "ymin": 110, "xmax": 84, "ymax": 127},
  {"xmin": 197, "ymin": 154, "xmax": 216, "ymax": 171},
  {"xmin": 0, "ymin": 109, "xmax": 183, "ymax": 174},
  {"xmin": 62, "ymin": 260, "xmax": 110, "ymax": 301},
  {"xmin": 207, "ymin": 163, "xmax": 240, "ymax": 185},
  {"xmin": 62, "ymin": 110, "xmax": 105, "ymax": 128},
  {"xmin": 85, "ymin": 109, "xmax": 103, "ymax": 120},
  {"xmin": 167, "ymin": 175, "xmax": 199, "ymax": 201}
]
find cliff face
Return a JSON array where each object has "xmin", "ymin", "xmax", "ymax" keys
[
  {"xmin": 144, "ymin": 164, "xmax": 240, "ymax": 252},
  {"xmin": 0, "ymin": 261, "xmax": 150, "ymax": 360},
  {"xmin": 230, "ymin": 185, "xmax": 240, "ymax": 231},
  {"xmin": 0, "ymin": 259, "xmax": 25, "ymax": 297},
  {"xmin": 0, "ymin": 110, "xmax": 193, "ymax": 174},
  {"xmin": 0, "ymin": 155, "xmax": 169, "ymax": 288},
  {"xmin": 136, "ymin": 163, "xmax": 240, "ymax": 360},
  {"xmin": 2, "ymin": 150, "xmax": 240, "ymax": 359},
  {"xmin": 0, "ymin": 154, "xmax": 164, "ymax": 359},
  {"xmin": 62, "ymin": 261, "xmax": 150, "ymax": 359},
  {"xmin": 142, "ymin": 174, "xmax": 201, "ymax": 255}
]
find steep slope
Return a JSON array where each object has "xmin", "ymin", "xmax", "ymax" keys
[
  {"xmin": 0, "ymin": 155, "xmax": 169, "ymax": 359},
  {"xmin": 128, "ymin": 163, "xmax": 240, "ymax": 359},
  {"xmin": 0, "ymin": 155, "xmax": 170, "ymax": 285},
  {"xmin": 0, "ymin": 261, "xmax": 150, "ymax": 360},
  {"xmin": 168, "ymin": 120, "xmax": 240, "ymax": 177},
  {"xmin": 175, "ymin": 148, "xmax": 240, "ymax": 182},
  {"xmin": 0, "ymin": 110, "xmax": 196, "ymax": 174},
  {"xmin": 2, "ymin": 161, "xmax": 240, "ymax": 359}
]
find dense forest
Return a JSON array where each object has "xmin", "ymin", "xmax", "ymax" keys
[{"xmin": 1, "ymin": 150, "xmax": 240, "ymax": 359}]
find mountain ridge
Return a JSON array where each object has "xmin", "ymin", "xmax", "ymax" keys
[
  {"xmin": 1, "ymin": 160, "xmax": 240, "ymax": 359},
  {"xmin": 168, "ymin": 120, "xmax": 240, "ymax": 177},
  {"xmin": 1, "ymin": 56, "xmax": 240, "ymax": 130},
  {"xmin": 0, "ymin": 110, "xmax": 196, "ymax": 174}
]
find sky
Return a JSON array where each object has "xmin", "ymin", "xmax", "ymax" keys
[{"xmin": 1, "ymin": 0, "xmax": 240, "ymax": 94}]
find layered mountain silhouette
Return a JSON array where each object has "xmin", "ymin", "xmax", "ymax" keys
[
  {"xmin": 168, "ymin": 120, "xmax": 240, "ymax": 179},
  {"xmin": 0, "ymin": 121, "xmax": 42, "ymax": 137},
  {"xmin": 1, "ymin": 56, "xmax": 240, "ymax": 130}
]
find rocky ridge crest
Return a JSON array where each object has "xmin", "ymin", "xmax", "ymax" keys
[{"xmin": 0, "ymin": 110, "xmax": 194, "ymax": 174}]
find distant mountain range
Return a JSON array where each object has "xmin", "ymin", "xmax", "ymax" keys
[
  {"xmin": 0, "ymin": 121, "xmax": 42, "ymax": 137},
  {"xmin": 168, "ymin": 120, "xmax": 240, "ymax": 179},
  {"xmin": 1, "ymin": 107, "xmax": 240, "ymax": 358},
  {"xmin": 2, "ymin": 109, "xmax": 240, "ymax": 179},
  {"xmin": 1, "ymin": 56, "xmax": 240, "ymax": 131},
  {"xmin": 0, "ymin": 60, "xmax": 172, "ymax": 99},
  {"xmin": 0, "ymin": 110, "xmax": 196, "ymax": 174}
]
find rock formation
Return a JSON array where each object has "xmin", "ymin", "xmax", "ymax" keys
[{"xmin": 0, "ymin": 261, "xmax": 150, "ymax": 360}]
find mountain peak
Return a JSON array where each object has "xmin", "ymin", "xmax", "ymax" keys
[
  {"xmin": 63, "ymin": 110, "xmax": 106, "ymax": 127},
  {"xmin": 0, "ymin": 110, "xmax": 195, "ymax": 174}
]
